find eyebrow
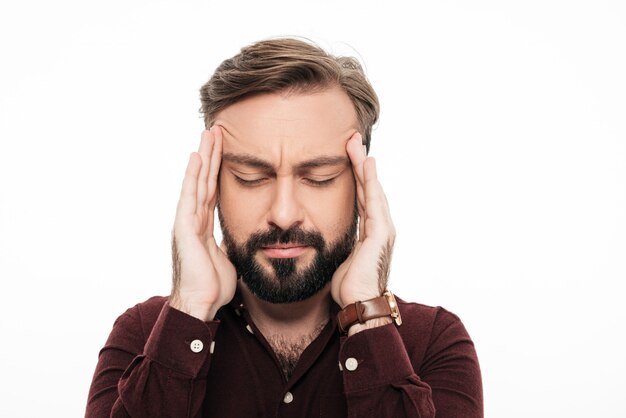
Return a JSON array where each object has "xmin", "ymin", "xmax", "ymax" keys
[
  {"xmin": 222, "ymin": 153, "xmax": 273, "ymax": 170},
  {"xmin": 297, "ymin": 156, "xmax": 350, "ymax": 170},
  {"xmin": 222, "ymin": 153, "xmax": 349, "ymax": 172}
]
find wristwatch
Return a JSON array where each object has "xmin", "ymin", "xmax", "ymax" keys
[{"xmin": 337, "ymin": 289, "xmax": 402, "ymax": 334}]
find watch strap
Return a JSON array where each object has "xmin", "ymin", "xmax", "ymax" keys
[{"xmin": 337, "ymin": 291, "xmax": 399, "ymax": 333}]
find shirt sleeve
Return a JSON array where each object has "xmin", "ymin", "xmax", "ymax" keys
[
  {"xmin": 338, "ymin": 308, "xmax": 483, "ymax": 418},
  {"xmin": 85, "ymin": 300, "xmax": 220, "ymax": 418}
]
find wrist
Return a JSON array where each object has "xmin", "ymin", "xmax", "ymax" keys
[
  {"xmin": 169, "ymin": 294, "xmax": 219, "ymax": 321},
  {"xmin": 340, "ymin": 288, "xmax": 382, "ymax": 308},
  {"xmin": 347, "ymin": 316, "xmax": 393, "ymax": 336}
]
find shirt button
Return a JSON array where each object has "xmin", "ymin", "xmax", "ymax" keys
[
  {"xmin": 283, "ymin": 391, "xmax": 294, "ymax": 404},
  {"xmin": 345, "ymin": 357, "xmax": 358, "ymax": 371},
  {"xmin": 190, "ymin": 339, "xmax": 204, "ymax": 353}
]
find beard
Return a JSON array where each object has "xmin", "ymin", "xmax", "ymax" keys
[{"xmin": 219, "ymin": 208, "xmax": 357, "ymax": 304}]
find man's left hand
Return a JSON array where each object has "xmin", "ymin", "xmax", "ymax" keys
[{"xmin": 331, "ymin": 132, "xmax": 396, "ymax": 316}]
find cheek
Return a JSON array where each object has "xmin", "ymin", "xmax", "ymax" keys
[
  {"xmin": 218, "ymin": 177, "xmax": 270, "ymax": 240},
  {"xmin": 303, "ymin": 177, "xmax": 356, "ymax": 233}
]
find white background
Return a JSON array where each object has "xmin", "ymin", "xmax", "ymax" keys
[{"xmin": 1, "ymin": 1, "xmax": 624, "ymax": 417}]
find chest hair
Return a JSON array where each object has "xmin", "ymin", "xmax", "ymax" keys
[{"xmin": 265, "ymin": 322, "xmax": 327, "ymax": 379}]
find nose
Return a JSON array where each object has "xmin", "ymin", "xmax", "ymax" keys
[{"xmin": 267, "ymin": 177, "xmax": 303, "ymax": 231}]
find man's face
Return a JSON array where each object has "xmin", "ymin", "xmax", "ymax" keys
[{"xmin": 215, "ymin": 87, "xmax": 359, "ymax": 303}]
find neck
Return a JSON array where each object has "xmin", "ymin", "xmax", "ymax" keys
[{"xmin": 240, "ymin": 282, "xmax": 331, "ymax": 337}]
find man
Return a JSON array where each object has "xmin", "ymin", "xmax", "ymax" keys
[{"xmin": 86, "ymin": 38, "xmax": 483, "ymax": 417}]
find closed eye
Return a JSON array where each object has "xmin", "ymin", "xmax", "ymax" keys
[
  {"xmin": 302, "ymin": 177, "xmax": 337, "ymax": 187},
  {"xmin": 233, "ymin": 175, "xmax": 268, "ymax": 186}
]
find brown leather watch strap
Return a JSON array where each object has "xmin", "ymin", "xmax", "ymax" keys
[{"xmin": 337, "ymin": 290, "xmax": 401, "ymax": 333}]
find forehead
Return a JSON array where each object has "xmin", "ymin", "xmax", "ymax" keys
[{"xmin": 214, "ymin": 87, "xmax": 359, "ymax": 162}]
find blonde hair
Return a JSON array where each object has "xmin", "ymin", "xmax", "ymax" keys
[{"xmin": 199, "ymin": 38, "xmax": 379, "ymax": 152}]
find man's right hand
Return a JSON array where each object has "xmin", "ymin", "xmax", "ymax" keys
[{"xmin": 169, "ymin": 127, "xmax": 237, "ymax": 321}]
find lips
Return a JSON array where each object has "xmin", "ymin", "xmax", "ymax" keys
[{"xmin": 260, "ymin": 243, "xmax": 309, "ymax": 259}]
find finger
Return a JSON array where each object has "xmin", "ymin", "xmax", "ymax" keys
[
  {"xmin": 219, "ymin": 240, "xmax": 229, "ymax": 254},
  {"xmin": 346, "ymin": 132, "xmax": 367, "ymax": 215},
  {"xmin": 196, "ymin": 129, "xmax": 214, "ymax": 210},
  {"xmin": 355, "ymin": 176, "xmax": 366, "ymax": 216},
  {"xmin": 207, "ymin": 126, "xmax": 224, "ymax": 209},
  {"xmin": 176, "ymin": 152, "xmax": 201, "ymax": 217},
  {"xmin": 210, "ymin": 240, "xmax": 231, "ymax": 265},
  {"xmin": 358, "ymin": 210, "xmax": 366, "ymax": 241},
  {"xmin": 346, "ymin": 132, "xmax": 366, "ymax": 185},
  {"xmin": 363, "ymin": 158, "xmax": 392, "ymax": 228},
  {"xmin": 363, "ymin": 158, "xmax": 381, "ymax": 217}
]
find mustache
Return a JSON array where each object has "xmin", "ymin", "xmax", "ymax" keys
[{"xmin": 245, "ymin": 226, "xmax": 325, "ymax": 252}]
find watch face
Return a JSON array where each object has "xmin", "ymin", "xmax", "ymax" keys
[{"xmin": 384, "ymin": 290, "xmax": 403, "ymax": 327}]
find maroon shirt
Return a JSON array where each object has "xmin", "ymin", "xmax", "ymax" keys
[{"xmin": 86, "ymin": 294, "xmax": 482, "ymax": 417}]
